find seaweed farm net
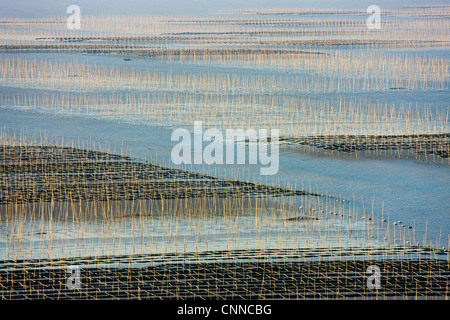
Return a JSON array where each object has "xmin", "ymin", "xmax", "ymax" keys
[{"xmin": 0, "ymin": 145, "xmax": 372, "ymax": 260}]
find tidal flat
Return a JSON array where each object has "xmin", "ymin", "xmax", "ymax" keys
[{"xmin": 0, "ymin": 6, "xmax": 449, "ymax": 300}]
